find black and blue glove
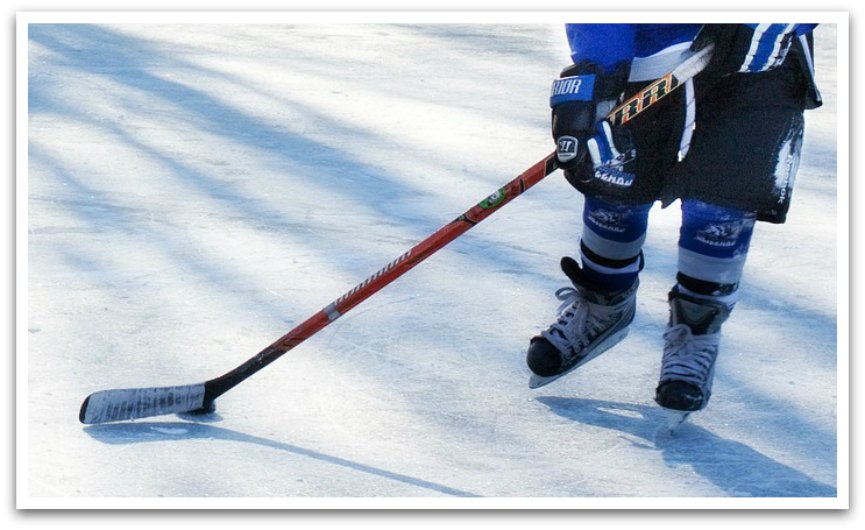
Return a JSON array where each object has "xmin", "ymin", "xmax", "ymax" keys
[{"xmin": 550, "ymin": 62, "xmax": 636, "ymax": 186}]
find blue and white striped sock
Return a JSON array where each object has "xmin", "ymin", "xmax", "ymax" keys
[
  {"xmin": 676, "ymin": 199, "xmax": 757, "ymax": 305},
  {"xmin": 580, "ymin": 196, "xmax": 652, "ymax": 291}
]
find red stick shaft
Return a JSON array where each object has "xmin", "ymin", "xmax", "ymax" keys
[
  {"xmin": 205, "ymin": 153, "xmax": 558, "ymax": 397},
  {"xmin": 281, "ymin": 151, "xmax": 558, "ymax": 349}
]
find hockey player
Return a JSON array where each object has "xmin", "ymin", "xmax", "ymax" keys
[{"xmin": 527, "ymin": 23, "xmax": 821, "ymax": 419}]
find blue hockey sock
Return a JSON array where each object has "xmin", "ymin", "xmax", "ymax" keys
[
  {"xmin": 580, "ymin": 196, "xmax": 651, "ymax": 291},
  {"xmin": 677, "ymin": 199, "xmax": 757, "ymax": 303}
]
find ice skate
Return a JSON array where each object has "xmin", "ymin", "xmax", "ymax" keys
[
  {"xmin": 527, "ymin": 257, "xmax": 637, "ymax": 389},
  {"xmin": 655, "ymin": 289, "xmax": 732, "ymax": 418}
]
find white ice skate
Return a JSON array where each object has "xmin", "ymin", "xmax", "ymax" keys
[
  {"xmin": 527, "ymin": 257, "xmax": 637, "ymax": 389},
  {"xmin": 655, "ymin": 289, "xmax": 732, "ymax": 431}
]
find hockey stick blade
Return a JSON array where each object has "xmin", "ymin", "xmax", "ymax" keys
[{"xmin": 79, "ymin": 383, "xmax": 208, "ymax": 424}]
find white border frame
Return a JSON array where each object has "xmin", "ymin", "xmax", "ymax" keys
[{"xmin": 15, "ymin": 10, "xmax": 850, "ymax": 511}]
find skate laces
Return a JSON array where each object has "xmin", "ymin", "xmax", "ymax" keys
[
  {"xmin": 542, "ymin": 287, "xmax": 615, "ymax": 354},
  {"xmin": 660, "ymin": 324, "xmax": 720, "ymax": 386}
]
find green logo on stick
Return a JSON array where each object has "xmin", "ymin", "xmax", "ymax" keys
[{"xmin": 479, "ymin": 188, "xmax": 506, "ymax": 210}]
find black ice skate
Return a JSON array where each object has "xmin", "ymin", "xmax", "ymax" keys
[
  {"xmin": 655, "ymin": 288, "xmax": 732, "ymax": 426},
  {"xmin": 527, "ymin": 257, "xmax": 637, "ymax": 389}
]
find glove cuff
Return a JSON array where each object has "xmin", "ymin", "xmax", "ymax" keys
[
  {"xmin": 550, "ymin": 74, "xmax": 596, "ymax": 107},
  {"xmin": 550, "ymin": 62, "xmax": 629, "ymax": 109}
]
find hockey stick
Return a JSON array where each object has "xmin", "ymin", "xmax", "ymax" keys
[
  {"xmin": 610, "ymin": 43, "xmax": 713, "ymax": 127},
  {"xmin": 79, "ymin": 44, "xmax": 713, "ymax": 424},
  {"xmin": 79, "ymin": 154, "xmax": 557, "ymax": 424}
]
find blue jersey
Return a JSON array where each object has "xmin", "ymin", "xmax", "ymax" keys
[{"xmin": 565, "ymin": 23, "xmax": 819, "ymax": 76}]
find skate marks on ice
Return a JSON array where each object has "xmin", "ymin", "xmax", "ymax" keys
[
  {"xmin": 28, "ymin": 23, "xmax": 566, "ymax": 334},
  {"xmin": 30, "ymin": 25, "xmax": 419, "ymax": 269},
  {"xmin": 537, "ymin": 397, "xmax": 836, "ymax": 498},
  {"xmin": 84, "ymin": 422, "xmax": 480, "ymax": 498}
]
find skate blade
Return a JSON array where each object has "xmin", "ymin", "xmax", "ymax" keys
[
  {"xmin": 528, "ymin": 328, "xmax": 628, "ymax": 389},
  {"xmin": 663, "ymin": 409, "xmax": 691, "ymax": 434},
  {"xmin": 528, "ymin": 372, "xmax": 566, "ymax": 389}
]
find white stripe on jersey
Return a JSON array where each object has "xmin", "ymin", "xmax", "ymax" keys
[
  {"xmin": 768, "ymin": 24, "xmax": 796, "ymax": 68},
  {"xmin": 739, "ymin": 23, "xmax": 772, "ymax": 72},
  {"xmin": 678, "ymin": 79, "xmax": 696, "ymax": 161}
]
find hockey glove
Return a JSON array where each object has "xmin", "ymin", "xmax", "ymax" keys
[
  {"xmin": 692, "ymin": 23, "xmax": 798, "ymax": 75},
  {"xmin": 550, "ymin": 63, "xmax": 636, "ymax": 186}
]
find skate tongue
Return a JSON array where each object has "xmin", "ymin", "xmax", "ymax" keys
[
  {"xmin": 670, "ymin": 294, "xmax": 727, "ymax": 334},
  {"xmin": 560, "ymin": 256, "xmax": 594, "ymax": 289}
]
